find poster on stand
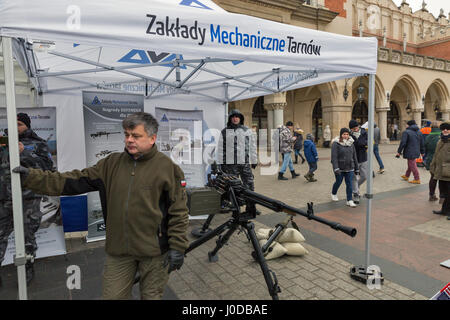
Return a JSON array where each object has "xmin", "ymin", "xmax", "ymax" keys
[
  {"xmin": 82, "ymin": 91, "xmax": 144, "ymax": 243},
  {"xmin": 155, "ymin": 107, "xmax": 205, "ymax": 188},
  {"xmin": 0, "ymin": 107, "xmax": 66, "ymax": 265}
]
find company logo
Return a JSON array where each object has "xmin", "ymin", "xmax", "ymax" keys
[
  {"xmin": 92, "ymin": 96, "xmax": 101, "ymax": 105},
  {"xmin": 118, "ymin": 50, "xmax": 187, "ymax": 69},
  {"xmin": 160, "ymin": 114, "xmax": 169, "ymax": 122},
  {"xmin": 179, "ymin": 0, "xmax": 212, "ymax": 10}
]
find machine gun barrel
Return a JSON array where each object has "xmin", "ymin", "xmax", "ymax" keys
[{"xmin": 241, "ymin": 189, "xmax": 357, "ymax": 237}]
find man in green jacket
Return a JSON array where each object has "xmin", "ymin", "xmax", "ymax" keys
[
  {"xmin": 424, "ymin": 122, "xmax": 441, "ymax": 201},
  {"xmin": 430, "ymin": 121, "xmax": 450, "ymax": 219},
  {"xmin": 13, "ymin": 112, "xmax": 189, "ymax": 299}
]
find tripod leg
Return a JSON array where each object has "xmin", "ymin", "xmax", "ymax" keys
[
  {"xmin": 191, "ymin": 214, "xmax": 215, "ymax": 237},
  {"xmin": 207, "ymin": 223, "xmax": 239, "ymax": 262},
  {"xmin": 245, "ymin": 222, "xmax": 281, "ymax": 300},
  {"xmin": 185, "ymin": 220, "xmax": 230, "ymax": 255}
]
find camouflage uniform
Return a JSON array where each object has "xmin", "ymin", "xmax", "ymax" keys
[
  {"xmin": 0, "ymin": 129, "xmax": 53, "ymax": 265},
  {"xmin": 218, "ymin": 109, "xmax": 257, "ymax": 191}
]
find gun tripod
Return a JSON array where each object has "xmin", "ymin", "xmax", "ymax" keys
[{"xmin": 186, "ymin": 210, "xmax": 281, "ymax": 300}]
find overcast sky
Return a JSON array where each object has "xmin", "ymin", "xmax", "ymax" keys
[{"xmin": 391, "ymin": 0, "xmax": 449, "ymax": 18}]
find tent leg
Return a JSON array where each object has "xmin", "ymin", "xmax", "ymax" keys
[
  {"xmin": 2, "ymin": 36, "xmax": 28, "ymax": 300},
  {"xmin": 350, "ymin": 74, "xmax": 384, "ymax": 287}
]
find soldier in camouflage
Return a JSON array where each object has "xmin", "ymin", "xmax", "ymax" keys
[
  {"xmin": 218, "ymin": 109, "xmax": 258, "ymax": 213},
  {"xmin": 0, "ymin": 113, "xmax": 53, "ymax": 285}
]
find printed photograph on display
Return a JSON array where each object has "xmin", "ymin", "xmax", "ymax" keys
[
  {"xmin": 155, "ymin": 107, "xmax": 205, "ymax": 188},
  {"xmin": 82, "ymin": 91, "xmax": 144, "ymax": 242},
  {"xmin": 0, "ymin": 107, "xmax": 66, "ymax": 265}
]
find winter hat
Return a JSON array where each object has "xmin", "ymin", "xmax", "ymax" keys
[
  {"xmin": 348, "ymin": 119, "xmax": 359, "ymax": 129},
  {"xmin": 306, "ymin": 133, "xmax": 314, "ymax": 140},
  {"xmin": 440, "ymin": 121, "xmax": 450, "ymax": 131},
  {"xmin": 17, "ymin": 113, "xmax": 31, "ymax": 128},
  {"xmin": 407, "ymin": 120, "xmax": 416, "ymax": 126},
  {"xmin": 285, "ymin": 121, "xmax": 293, "ymax": 127},
  {"xmin": 340, "ymin": 128, "xmax": 350, "ymax": 136}
]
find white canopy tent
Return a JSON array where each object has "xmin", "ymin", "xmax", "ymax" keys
[{"xmin": 0, "ymin": 0, "xmax": 378, "ymax": 299}]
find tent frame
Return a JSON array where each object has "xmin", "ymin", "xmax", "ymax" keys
[{"xmin": 2, "ymin": 35, "xmax": 379, "ymax": 301}]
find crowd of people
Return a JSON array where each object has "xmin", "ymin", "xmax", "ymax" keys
[{"xmin": 273, "ymin": 117, "xmax": 449, "ymax": 217}]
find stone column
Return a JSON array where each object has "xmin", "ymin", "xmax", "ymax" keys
[
  {"xmin": 376, "ymin": 105, "xmax": 389, "ymax": 143},
  {"xmin": 273, "ymin": 103, "xmax": 286, "ymax": 129},
  {"xmin": 413, "ymin": 110, "xmax": 422, "ymax": 127},
  {"xmin": 264, "ymin": 92, "xmax": 287, "ymax": 129}
]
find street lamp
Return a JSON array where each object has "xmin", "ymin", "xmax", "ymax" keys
[
  {"xmin": 405, "ymin": 99, "xmax": 412, "ymax": 114},
  {"xmin": 434, "ymin": 102, "xmax": 440, "ymax": 113},
  {"xmin": 343, "ymin": 79, "xmax": 349, "ymax": 101},
  {"xmin": 357, "ymin": 79, "xmax": 364, "ymax": 102}
]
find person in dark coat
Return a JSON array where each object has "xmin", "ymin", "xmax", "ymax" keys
[
  {"xmin": 397, "ymin": 120, "xmax": 425, "ymax": 184},
  {"xmin": 293, "ymin": 127, "xmax": 305, "ymax": 164},
  {"xmin": 330, "ymin": 128, "xmax": 359, "ymax": 207},
  {"xmin": 303, "ymin": 133, "xmax": 318, "ymax": 182},
  {"xmin": 424, "ymin": 122, "xmax": 441, "ymax": 201},
  {"xmin": 0, "ymin": 113, "xmax": 53, "ymax": 284},
  {"xmin": 348, "ymin": 119, "xmax": 368, "ymax": 204},
  {"xmin": 217, "ymin": 109, "xmax": 258, "ymax": 212}
]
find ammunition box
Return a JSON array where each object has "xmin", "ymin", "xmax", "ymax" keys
[{"xmin": 186, "ymin": 187, "xmax": 222, "ymax": 216}]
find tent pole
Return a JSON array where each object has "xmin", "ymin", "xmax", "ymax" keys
[
  {"xmin": 350, "ymin": 73, "xmax": 383, "ymax": 286},
  {"xmin": 365, "ymin": 74, "xmax": 375, "ymax": 270},
  {"xmin": 1, "ymin": 36, "xmax": 28, "ymax": 300}
]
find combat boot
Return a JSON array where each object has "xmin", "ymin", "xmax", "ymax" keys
[
  {"xmin": 278, "ymin": 172, "xmax": 288, "ymax": 180},
  {"xmin": 25, "ymin": 262, "xmax": 34, "ymax": 284},
  {"xmin": 303, "ymin": 172, "xmax": 311, "ymax": 181},
  {"xmin": 291, "ymin": 170, "xmax": 300, "ymax": 178},
  {"xmin": 308, "ymin": 174, "xmax": 317, "ymax": 182}
]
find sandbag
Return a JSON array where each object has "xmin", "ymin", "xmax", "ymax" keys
[
  {"xmin": 259, "ymin": 240, "xmax": 287, "ymax": 260},
  {"xmin": 256, "ymin": 228, "xmax": 272, "ymax": 240},
  {"xmin": 277, "ymin": 228, "xmax": 306, "ymax": 243},
  {"xmin": 281, "ymin": 242, "xmax": 309, "ymax": 256}
]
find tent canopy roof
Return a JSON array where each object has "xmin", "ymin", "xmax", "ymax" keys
[{"xmin": 0, "ymin": 0, "xmax": 378, "ymax": 102}]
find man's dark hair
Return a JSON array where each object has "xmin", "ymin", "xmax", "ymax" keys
[{"xmin": 122, "ymin": 112, "xmax": 159, "ymax": 136}]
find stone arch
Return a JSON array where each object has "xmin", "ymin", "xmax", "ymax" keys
[
  {"xmin": 390, "ymin": 74, "xmax": 422, "ymax": 132},
  {"xmin": 391, "ymin": 74, "xmax": 421, "ymax": 108},
  {"xmin": 423, "ymin": 79, "xmax": 450, "ymax": 120}
]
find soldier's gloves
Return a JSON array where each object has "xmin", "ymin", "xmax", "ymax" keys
[
  {"xmin": 12, "ymin": 166, "xmax": 29, "ymax": 180},
  {"xmin": 251, "ymin": 164, "xmax": 257, "ymax": 169},
  {"xmin": 164, "ymin": 249, "xmax": 185, "ymax": 274}
]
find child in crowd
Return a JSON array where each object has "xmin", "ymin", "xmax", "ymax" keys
[{"xmin": 303, "ymin": 133, "xmax": 318, "ymax": 182}]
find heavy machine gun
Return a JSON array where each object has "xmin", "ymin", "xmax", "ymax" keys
[{"xmin": 184, "ymin": 163, "xmax": 357, "ymax": 300}]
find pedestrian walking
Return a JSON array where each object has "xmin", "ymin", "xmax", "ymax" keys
[
  {"xmin": 323, "ymin": 125, "xmax": 331, "ymax": 148},
  {"xmin": 293, "ymin": 127, "xmax": 305, "ymax": 164},
  {"xmin": 330, "ymin": 128, "xmax": 359, "ymax": 207},
  {"xmin": 397, "ymin": 120, "xmax": 425, "ymax": 184},
  {"xmin": 303, "ymin": 133, "xmax": 318, "ymax": 182},
  {"xmin": 349, "ymin": 119, "xmax": 368, "ymax": 204},
  {"xmin": 424, "ymin": 122, "xmax": 441, "ymax": 201},
  {"xmin": 429, "ymin": 121, "xmax": 450, "ymax": 219},
  {"xmin": 373, "ymin": 123, "xmax": 385, "ymax": 174},
  {"xmin": 278, "ymin": 121, "xmax": 300, "ymax": 180}
]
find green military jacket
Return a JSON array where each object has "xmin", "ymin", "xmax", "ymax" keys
[
  {"xmin": 430, "ymin": 124, "xmax": 450, "ymax": 182},
  {"xmin": 23, "ymin": 145, "xmax": 189, "ymax": 257}
]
